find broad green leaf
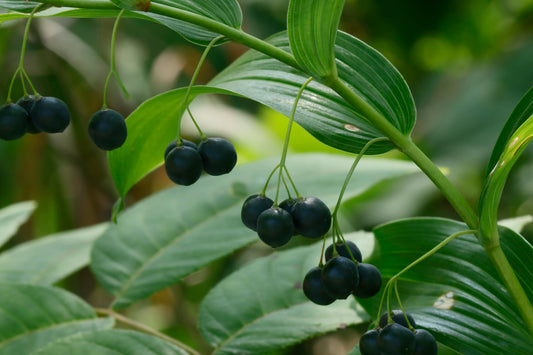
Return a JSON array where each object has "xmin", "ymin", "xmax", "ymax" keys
[
  {"xmin": 287, "ymin": 0, "xmax": 344, "ymax": 79},
  {"xmin": 0, "ymin": 224, "xmax": 107, "ymax": 285},
  {"xmin": 199, "ymin": 232, "xmax": 373, "ymax": 354},
  {"xmin": 485, "ymin": 86, "xmax": 533, "ymax": 177},
  {"xmin": 92, "ymin": 153, "xmax": 418, "ymax": 309},
  {"xmin": 358, "ymin": 218, "xmax": 533, "ymax": 354},
  {"xmin": 499, "ymin": 215, "xmax": 533, "ymax": 233},
  {"xmin": 34, "ymin": 329, "xmax": 188, "ymax": 355},
  {"xmin": 108, "ymin": 86, "xmax": 230, "ymax": 198},
  {"xmin": 0, "ymin": 0, "xmax": 41, "ymax": 12},
  {"xmin": 209, "ymin": 31, "xmax": 415, "ymax": 154},
  {"xmin": 0, "ymin": 283, "xmax": 114, "ymax": 355},
  {"xmin": 0, "ymin": 0, "xmax": 242, "ymax": 45},
  {"xmin": 479, "ymin": 113, "xmax": 533, "ymax": 243},
  {"xmin": 0, "ymin": 200, "xmax": 36, "ymax": 248}
]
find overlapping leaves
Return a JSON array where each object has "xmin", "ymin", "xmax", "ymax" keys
[
  {"xmin": 357, "ymin": 217, "xmax": 533, "ymax": 354},
  {"xmin": 92, "ymin": 153, "xmax": 418, "ymax": 309}
]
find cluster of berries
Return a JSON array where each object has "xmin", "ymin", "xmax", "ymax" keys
[
  {"xmin": 303, "ymin": 240, "xmax": 382, "ymax": 305},
  {"xmin": 241, "ymin": 194, "xmax": 331, "ymax": 248},
  {"xmin": 0, "ymin": 95, "xmax": 70, "ymax": 140},
  {"xmin": 164, "ymin": 137, "xmax": 237, "ymax": 186},
  {"xmin": 360, "ymin": 310, "xmax": 438, "ymax": 355}
]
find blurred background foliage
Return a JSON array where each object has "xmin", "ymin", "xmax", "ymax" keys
[{"xmin": 0, "ymin": 0, "xmax": 533, "ymax": 354}]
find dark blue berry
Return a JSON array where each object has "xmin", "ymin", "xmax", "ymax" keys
[
  {"xmin": 325, "ymin": 240, "xmax": 362, "ymax": 262},
  {"xmin": 291, "ymin": 197, "xmax": 331, "ymax": 238},
  {"xmin": 353, "ymin": 263, "xmax": 382, "ymax": 299},
  {"xmin": 256, "ymin": 207, "xmax": 294, "ymax": 248},
  {"xmin": 198, "ymin": 137, "xmax": 237, "ymax": 176},
  {"xmin": 30, "ymin": 96, "xmax": 70, "ymax": 133},
  {"xmin": 0, "ymin": 104, "xmax": 27, "ymax": 140},
  {"xmin": 321, "ymin": 256, "xmax": 358, "ymax": 299},
  {"xmin": 377, "ymin": 323, "xmax": 415, "ymax": 355},
  {"xmin": 164, "ymin": 146, "xmax": 203, "ymax": 186},
  {"xmin": 16, "ymin": 96, "xmax": 41, "ymax": 134},
  {"xmin": 88, "ymin": 109, "xmax": 127, "ymax": 151},
  {"xmin": 302, "ymin": 266, "xmax": 335, "ymax": 306},
  {"xmin": 241, "ymin": 194, "xmax": 274, "ymax": 231}
]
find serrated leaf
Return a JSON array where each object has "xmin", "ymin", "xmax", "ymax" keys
[
  {"xmin": 199, "ymin": 232, "xmax": 373, "ymax": 354},
  {"xmin": 287, "ymin": 0, "xmax": 344, "ymax": 79},
  {"xmin": 92, "ymin": 153, "xmax": 418, "ymax": 309},
  {"xmin": 357, "ymin": 218, "xmax": 533, "ymax": 354},
  {"xmin": 0, "ymin": 200, "xmax": 36, "ymax": 248},
  {"xmin": 209, "ymin": 31, "xmax": 415, "ymax": 154},
  {"xmin": 485, "ymin": 86, "xmax": 533, "ymax": 177},
  {"xmin": 0, "ymin": 283, "xmax": 114, "ymax": 355},
  {"xmin": 0, "ymin": 224, "xmax": 107, "ymax": 285},
  {"xmin": 34, "ymin": 329, "xmax": 188, "ymax": 355},
  {"xmin": 0, "ymin": 0, "xmax": 242, "ymax": 45}
]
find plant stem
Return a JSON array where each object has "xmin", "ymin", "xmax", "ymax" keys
[
  {"xmin": 103, "ymin": 9, "xmax": 128, "ymax": 108},
  {"xmin": 94, "ymin": 307, "xmax": 201, "ymax": 355}
]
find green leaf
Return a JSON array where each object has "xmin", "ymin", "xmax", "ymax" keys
[
  {"xmin": 199, "ymin": 232, "xmax": 373, "ymax": 354},
  {"xmin": 0, "ymin": 283, "xmax": 114, "ymax": 355},
  {"xmin": 209, "ymin": 31, "xmax": 415, "ymax": 154},
  {"xmin": 0, "ymin": 0, "xmax": 242, "ymax": 45},
  {"xmin": 479, "ymin": 113, "xmax": 533, "ymax": 243},
  {"xmin": 109, "ymin": 0, "xmax": 150, "ymax": 11},
  {"xmin": 485, "ymin": 86, "xmax": 533, "ymax": 177},
  {"xmin": 499, "ymin": 215, "xmax": 533, "ymax": 233},
  {"xmin": 0, "ymin": 200, "xmax": 36, "ymax": 248},
  {"xmin": 34, "ymin": 329, "xmax": 188, "ymax": 355},
  {"xmin": 287, "ymin": 0, "xmax": 344, "ymax": 79},
  {"xmin": 0, "ymin": 0, "xmax": 41, "ymax": 12},
  {"xmin": 358, "ymin": 217, "xmax": 533, "ymax": 354},
  {"xmin": 92, "ymin": 153, "xmax": 418, "ymax": 309},
  {"xmin": 108, "ymin": 86, "xmax": 229, "ymax": 198},
  {"xmin": 0, "ymin": 224, "xmax": 107, "ymax": 285}
]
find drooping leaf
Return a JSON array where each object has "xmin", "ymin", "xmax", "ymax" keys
[
  {"xmin": 0, "ymin": 200, "xmax": 36, "ymax": 248},
  {"xmin": 199, "ymin": 232, "xmax": 373, "ymax": 354},
  {"xmin": 0, "ymin": 224, "xmax": 107, "ymax": 285},
  {"xmin": 0, "ymin": 283, "xmax": 114, "ymax": 355},
  {"xmin": 485, "ymin": 86, "xmax": 533, "ymax": 177},
  {"xmin": 92, "ymin": 153, "xmax": 418, "ymax": 309},
  {"xmin": 479, "ymin": 113, "xmax": 533, "ymax": 243},
  {"xmin": 357, "ymin": 217, "xmax": 533, "ymax": 354},
  {"xmin": 209, "ymin": 31, "xmax": 416, "ymax": 154},
  {"xmin": 287, "ymin": 0, "xmax": 345, "ymax": 79},
  {"xmin": 0, "ymin": 0, "xmax": 242, "ymax": 45},
  {"xmin": 0, "ymin": 0, "xmax": 42, "ymax": 12},
  {"xmin": 108, "ymin": 86, "xmax": 230, "ymax": 198},
  {"xmin": 34, "ymin": 329, "xmax": 188, "ymax": 355}
]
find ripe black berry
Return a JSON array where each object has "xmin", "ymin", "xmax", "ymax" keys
[
  {"xmin": 0, "ymin": 104, "xmax": 28, "ymax": 140},
  {"xmin": 359, "ymin": 328, "xmax": 381, "ymax": 355},
  {"xmin": 377, "ymin": 323, "xmax": 415, "ymax": 355},
  {"xmin": 413, "ymin": 329, "xmax": 438, "ymax": 355},
  {"xmin": 198, "ymin": 137, "xmax": 237, "ymax": 176},
  {"xmin": 164, "ymin": 146, "xmax": 203, "ymax": 186},
  {"xmin": 302, "ymin": 266, "xmax": 335, "ymax": 306},
  {"xmin": 16, "ymin": 96, "xmax": 41, "ymax": 134},
  {"xmin": 352, "ymin": 263, "xmax": 382, "ymax": 298},
  {"xmin": 291, "ymin": 197, "xmax": 331, "ymax": 238},
  {"xmin": 256, "ymin": 207, "xmax": 294, "ymax": 248},
  {"xmin": 164, "ymin": 139, "xmax": 197, "ymax": 159},
  {"xmin": 321, "ymin": 256, "xmax": 359, "ymax": 299},
  {"xmin": 379, "ymin": 310, "xmax": 417, "ymax": 329},
  {"xmin": 30, "ymin": 96, "xmax": 71, "ymax": 133},
  {"xmin": 325, "ymin": 240, "xmax": 362, "ymax": 263},
  {"xmin": 88, "ymin": 109, "xmax": 127, "ymax": 150},
  {"xmin": 241, "ymin": 194, "xmax": 274, "ymax": 231}
]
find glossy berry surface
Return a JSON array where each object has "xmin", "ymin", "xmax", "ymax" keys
[
  {"xmin": 359, "ymin": 328, "xmax": 381, "ymax": 355},
  {"xmin": 256, "ymin": 207, "xmax": 294, "ymax": 248},
  {"xmin": 30, "ymin": 96, "xmax": 71, "ymax": 133},
  {"xmin": 325, "ymin": 240, "xmax": 362, "ymax": 263},
  {"xmin": 88, "ymin": 109, "xmax": 127, "ymax": 151},
  {"xmin": 352, "ymin": 263, "xmax": 382, "ymax": 298},
  {"xmin": 291, "ymin": 197, "xmax": 331, "ymax": 238},
  {"xmin": 379, "ymin": 310, "xmax": 417, "ymax": 329},
  {"xmin": 0, "ymin": 104, "xmax": 27, "ymax": 140},
  {"xmin": 302, "ymin": 266, "xmax": 335, "ymax": 306},
  {"xmin": 16, "ymin": 96, "xmax": 41, "ymax": 134},
  {"xmin": 198, "ymin": 137, "xmax": 237, "ymax": 176},
  {"xmin": 164, "ymin": 146, "xmax": 203, "ymax": 186},
  {"xmin": 164, "ymin": 139, "xmax": 197, "ymax": 159},
  {"xmin": 241, "ymin": 194, "xmax": 274, "ymax": 231},
  {"xmin": 321, "ymin": 256, "xmax": 359, "ymax": 299},
  {"xmin": 378, "ymin": 323, "xmax": 415, "ymax": 355},
  {"xmin": 413, "ymin": 329, "xmax": 438, "ymax": 355}
]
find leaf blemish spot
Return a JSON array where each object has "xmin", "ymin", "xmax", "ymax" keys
[
  {"xmin": 433, "ymin": 291, "xmax": 455, "ymax": 309},
  {"xmin": 344, "ymin": 124, "xmax": 360, "ymax": 133}
]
